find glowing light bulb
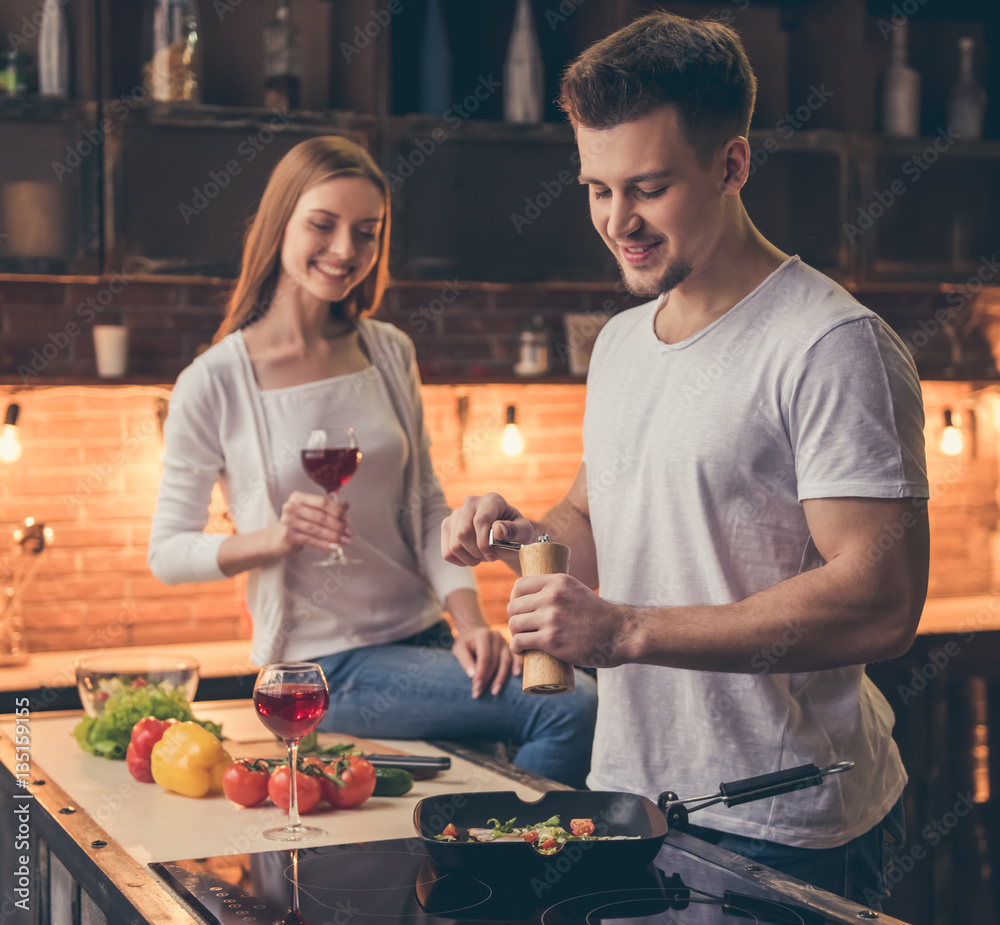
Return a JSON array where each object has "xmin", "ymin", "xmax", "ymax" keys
[
  {"xmin": 941, "ymin": 409, "xmax": 963, "ymax": 456},
  {"xmin": 502, "ymin": 405, "xmax": 523, "ymax": 455},
  {"xmin": 0, "ymin": 403, "xmax": 21, "ymax": 463}
]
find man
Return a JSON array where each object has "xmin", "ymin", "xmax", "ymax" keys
[{"xmin": 441, "ymin": 10, "xmax": 929, "ymax": 909}]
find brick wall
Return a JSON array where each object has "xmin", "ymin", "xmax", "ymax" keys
[
  {"xmin": 920, "ymin": 380, "xmax": 1000, "ymax": 596},
  {"xmin": 0, "ymin": 381, "xmax": 588, "ymax": 653},
  {"xmin": 2, "ymin": 378, "xmax": 998, "ymax": 654},
  {"xmin": 1, "ymin": 277, "xmax": 999, "ymax": 655}
]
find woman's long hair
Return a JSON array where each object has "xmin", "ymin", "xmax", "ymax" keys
[{"xmin": 213, "ymin": 136, "xmax": 391, "ymax": 343}]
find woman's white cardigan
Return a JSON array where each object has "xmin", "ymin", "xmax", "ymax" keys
[{"xmin": 148, "ymin": 318, "xmax": 476, "ymax": 665}]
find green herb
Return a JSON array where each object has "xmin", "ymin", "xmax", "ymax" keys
[
  {"xmin": 487, "ymin": 816, "xmax": 518, "ymax": 835},
  {"xmin": 296, "ymin": 732, "xmax": 355, "ymax": 759},
  {"xmin": 71, "ymin": 682, "xmax": 221, "ymax": 760}
]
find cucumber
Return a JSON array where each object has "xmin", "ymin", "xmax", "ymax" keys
[{"xmin": 373, "ymin": 766, "xmax": 414, "ymax": 796}]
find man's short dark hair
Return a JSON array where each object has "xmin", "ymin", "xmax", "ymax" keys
[{"xmin": 558, "ymin": 11, "xmax": 757, "ymax": 164}]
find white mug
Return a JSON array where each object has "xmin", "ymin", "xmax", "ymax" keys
[{"xmin": 93, "ymin": 325, "xmax": 129, "ymax": 378}]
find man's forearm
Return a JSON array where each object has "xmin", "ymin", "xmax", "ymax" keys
[
  {"xmin": 623, "ymin": 552, "xmax": 925, "ymax": 673},
  {"xmin": 539, "ymin": 498, "xmax": 600, "ymax": 589}
]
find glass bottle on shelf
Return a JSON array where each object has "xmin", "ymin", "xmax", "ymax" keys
[
  {"xmin": 503, "ymin": 0, "xmax": 544, "ymax": 123},
  {"xmin": 263, "ymin": 0, "xmax": 301, "ymax": 112},
  {"xmin": 514, "ymin": 314, "xmax": 549, "ymax": 376},
  {"xmin": 882, "ymin": 21, "xmax": 920, "ymax": 138},
  {"xmin": 38, "ymin": 0, "xmax": 70, "ymax": 98},
  {"xmin": 418, "ymin": 0, "xmax": 451, "ymax": 115},
  {"xmin": 143, "ymin": 0, "xmax": 202, "ymax": 103},
  {"xmin": 947, "ymin": 37, "xmax": 987, "ymax": 142}
]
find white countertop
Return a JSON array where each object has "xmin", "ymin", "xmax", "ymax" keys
[
  {"xmin": 2, "ymin": 699, "xmax": 549, "ymax": 865},
  {"xmin": 2, "ymin": 594, "xmax": 997, "ymax": 698}
]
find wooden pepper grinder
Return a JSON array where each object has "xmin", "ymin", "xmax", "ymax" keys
[{"xmin": 490, "ymin": 530, "xmax": 575, "ymax": 695}]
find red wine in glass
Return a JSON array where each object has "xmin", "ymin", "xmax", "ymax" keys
[
  {"xmin": 302, "ymin": 428, "xmax": 362, "ymax": 566},
  {"xmin": 254, "ymin": 683, "xmax": 330, "ymax": 742},
  {"xmin": 301, "ymin": 447, "xmax": 359, "ymax": 494},
  {"xmin": 253, "ymin": 662, "xmax": 330, "ymax": 842}
]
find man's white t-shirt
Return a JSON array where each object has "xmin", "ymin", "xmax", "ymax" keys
[{"xmin": 583, "ymin": 256, "xmax": 929, "ymax": 848}]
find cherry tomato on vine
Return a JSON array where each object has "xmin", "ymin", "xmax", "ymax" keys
[
  {"xmin": 319, "ymin": 756, "xmax": 377, "ymax": 809},
  {"xmin": 221, "ymin": 760, "xmax": 270, "ymax": 808},
  {"xmin": 268, "ymin": 765, "xmax": 322, "ymax": 814}
]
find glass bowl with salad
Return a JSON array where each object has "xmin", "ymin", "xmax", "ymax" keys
[
  {"xmin": 75, "ymin": 653, "xmax": 199, "ymax": 718},
  {"xmin": 72, "ymin": 653, "xmax": 222, "ymax": 761}
]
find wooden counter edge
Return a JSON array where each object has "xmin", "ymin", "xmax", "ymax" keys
[{"xmin": 0, "ymin": 727, "xmax": 206, "ymax": 925}]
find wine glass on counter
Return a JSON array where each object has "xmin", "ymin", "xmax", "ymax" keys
[
  {"xmin": 302, "ymin": 427, "xmax": 362, "ymax": 566},
  {"xmin": 253, "ymin": 663, "xmax": 330, "ymax": 841}
]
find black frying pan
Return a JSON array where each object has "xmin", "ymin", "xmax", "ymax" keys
[{"xmin": 413, "ymin": 761, "xmax": 853, "ymax": 873}]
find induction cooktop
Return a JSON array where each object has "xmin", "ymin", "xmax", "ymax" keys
[{"xmin": 150, "ymin": 831, "xmax": 896, "ymax": 925}]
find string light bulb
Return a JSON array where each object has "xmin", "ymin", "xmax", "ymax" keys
[
  {"xmin": 0, "ymin": 403, "xmax": 22, "ymax": 463},
  {"xmin": 941, "ymin": 409, "xmax": 964, "ymax": 456},
  {"xmin": 502, "ymin": 405, "xmax": 523, "ymax": 455},
  {"xmin": 12, "ymin": 518, "xmax": 53, "ymax": 552}
]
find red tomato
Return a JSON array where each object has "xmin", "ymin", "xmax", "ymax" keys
[
  {"xmin": 522, "ymin": 829, "xmax": 539, "ymax": 844},
  {"xmin": 442, "ymin": 823, "xmax": 458, "ymax": 838},
  {"xmin": 222, "ymin": 760, "xmax": 270, "ymax": 808},
  {"xmin": 540, "ymin": 838, "xmax": 558, "ymax": 850},
  {"xmin": 131, "ymin": 717, "xmax": 178, "ymax": 757},
  {"xmin": 320, "ymin": 756, "xmax": 377, "ymax": 809},
  {"xmin": 570, "ymin": 818, "xmax": 595, "ymax": 837},
  {"xmin": 125, "ymin": 743, "xmax": 154, "ymax": 783},
  {"xmin": 268, "ymin": 766, "xmax": 322, "ymax": 814},
  {"xmin": 126, "ymin": 717, "xmax": 178, "ymax": 783}
]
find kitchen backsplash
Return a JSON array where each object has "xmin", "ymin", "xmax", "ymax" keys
[
  {"xmin": 0, "ymin": 379, "xmax": 995, "ymax": 655},
  {"xmin": 0, "ymin": 277, "xmax": 998, "ymax": 654}
]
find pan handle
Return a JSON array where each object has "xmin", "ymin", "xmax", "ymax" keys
[
  {"xmin": 656, "ymin": 760, "xmax": 855, "ymax": 829},
  {"xmin": 719, "ymin": 762, "xmax": 820, "ymax": 806},
  {"xmin": 721, "ymin": 760, "xmax": 855, "ymax": 807}
]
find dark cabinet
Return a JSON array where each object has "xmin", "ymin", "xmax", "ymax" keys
[
  {"xmin": 0, "ymin": 0, "xmax": 996, "ymax": 289},
  {"xmin": 0, "ymin": 99, "xmax": 101, "ymax": 276},
  {"xmin": 857, "ymin": 136, "xmax": 1000, "ymax": 285},
  {"xmin": 103, "ymin": 104, "xmax": 373, "ymax": 278},
  {"xmin": 387, "ymin": 117, "xmax": 616, "ymax": 282}
]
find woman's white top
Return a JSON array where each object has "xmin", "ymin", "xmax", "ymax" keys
[
  {"xmin": 148, "ymin": 318, "xmax": 476, "ymax": 665},
  {"xmin": 260, "ymin": 367, "xmax": 441, "ymax": 661}
]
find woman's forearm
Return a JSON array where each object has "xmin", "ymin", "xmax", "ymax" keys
[
  {"xmin": 217, "ymin": 526, "xmax": 287, "ymax": 576},
  {"xmin": 443, "ymin": 588, "xmax": 490, "ymax": 632}
]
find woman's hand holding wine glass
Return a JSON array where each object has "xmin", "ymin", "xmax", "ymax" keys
[
  {"xmin": 275, "ymin": 491, "xmax": 352, "ymax": 557},
  {"xmin": 301, "ymin": 427, "xmax": 362, "ymax": 567},
  {"xmin": 253, "ymin": 662, "xmax": 330, "ymax": 842}
]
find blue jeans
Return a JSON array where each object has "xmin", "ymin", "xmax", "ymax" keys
[
  {"xmin": 684, "ymin": 796, "xmax": 905, "ymax": 910},
  {"xmin": 311, "ymin": 622, "xmax": 598, "ymax": 788}
]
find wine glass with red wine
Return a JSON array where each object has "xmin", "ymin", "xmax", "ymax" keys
[
  {"xmin": 302, "ymin": 427, "xmax": 362, "ymax": 566},
  {"xmin": 253, "ymin": 662, "xmax": 330, "ymax": 841}
]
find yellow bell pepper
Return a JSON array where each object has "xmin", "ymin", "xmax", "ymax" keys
[{"xmin": 150, "ymin": 721, "xmax": 231, "ymax": 798}]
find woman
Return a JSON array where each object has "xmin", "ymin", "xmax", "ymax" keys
[{"xmin": 148, "ymin": 136, "xmax": 597, "ymax": 787}]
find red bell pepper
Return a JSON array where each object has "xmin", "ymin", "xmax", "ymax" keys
[{"xmin": 125, "ymin": 716, "xmax": 178, "ymax": 783}]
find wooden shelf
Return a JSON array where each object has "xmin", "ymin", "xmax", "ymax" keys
[
  {"xmin": 0, "ymin": 375, "xmax": 172, "ymax": 387},
  {"xmin": 0, "ymin": 97, "xmax": 97, "ymax": 121}
]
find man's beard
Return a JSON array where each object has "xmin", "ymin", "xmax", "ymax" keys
[{"xmin": 618, "ymin": 256, "xmax": 693, "ymax": 299}]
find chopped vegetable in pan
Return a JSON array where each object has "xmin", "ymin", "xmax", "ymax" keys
[{"xmin": 434, "ymin": 815, "xmax": 640, "ymax": 855}]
